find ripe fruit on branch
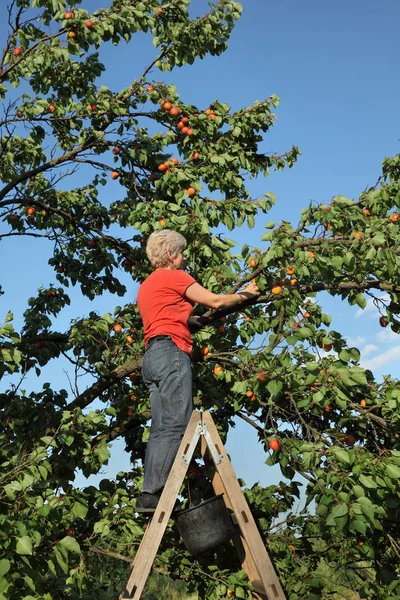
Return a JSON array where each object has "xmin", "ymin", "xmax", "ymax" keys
[
  {"xmin": 353, "ymin": 231, "xmax": 363, "ymax": 239},
  {"xmin": 286, "ymin": 266, "xmax": 295, "ymax": 275},
  {"xmin": 13, "ymin": 47, "xmax": 21, "ymax": 56},
  {"xmin": 85, "ymin": 20, "xmax": 94, "ymax": 29},
  {"xmin": 186, "ymin": 127, "xmax": 193, "ymax": 135},
  {"xmin": 324, "ymin": 405, "xmax": 333, "ymax": 414},
  {"xmin": 146, "ymin": 85, "xmax": 153, "ymax": 92},
  {"xmin": 200, "ymin": 346, "xmax": 209, "ymax": 356},
  {"xmin": 126, "ymin": 335, "xmax": 133, "ymax": 343},
  {"xmin": 208, "ymin": 113, "xmax": 217, "ymax": 120},
  {"xmin": 181, "ymin": 126, "xmax": 189, "ymax": 134},
  {"xmin": 362, "ymin": 208, "xmax": 370, "ymax": 216},
  {"xmin": 158, "ymin": 163, "xmax": 168, "ymax": 172},
  {"xmin": 68, "ymin": 31, "xmax": 76, "ymax": 38},
  {"xmin": 111, "ymin": 171, "xmax": 119, "ymax": 180},
  {"xmin": 88, "ymin": 103, "xmax": 96, "ymax": 111},
  {"xmin": 278, "ymin": 486, "xmax": 285, "ymax": 494},
  {"xmin": 187, "ymin": 187, "xmax": 196, "ymax": 197},
  {"xmin": 290, "ymin": 278, "xmax": 298, "ymax": 286},
  {"xmin": 213, "ymin": 365, "xmax": 223, "ymax": 375},
  {"xmin": 304, "ymin": 312, "xmax": 311, "ymax": 318},
  {"xmin": 65, "ymin": 11, "xmax": 74, "ymax": 19},
  {"xmin": 271, "ymin": 285, "xmax": 282, "ymax": 295},
  {"xmin": 308, "ymin": 251, "xmax": 315, "ymax": 258},
  {"xmin": 171, "ymin": 158, "xmax": 179, "ymax": 165},
  {"xmin": 177, "ymin": 121, "xmax": 184, "ymax": 130},
  {"xmin": 27, "ymin": 207, "xmax": 35, "ymax": 216},
  {"xmin": 345, "ymin": 434, "xmax": 356, "ymax": 446},
  {"xmin": 322, "ymin": 342, "xmax": 332, "ymax": 352},
  {"xmin": 246, "ymin": 390, "xmax": 253, "ymax": 398},
  {"xmin": 170, "ymin": 106, "xmax": 179, "ymax": 116},
  {"xmin": 192, "ymin": 151, "xmax": 199, "ymax": 160},
  {"xmin": 48, "ymin": 104, "xmax": 55, "ymax": 113},
  {"xmin": 112, "ymin": 147, "xmax": 121, "ymax": 155},
  {"xmin": 391, "ymin": 213, "xmax": 399, "ymax": 222},
  {"xmin": 66, "ymin": 527, "xmax": 74, "ymax": 536},
  {"xmin": 162, "ymin": 101, "xmax": 172, "ymax": 111},
  {"xmin": 269, "ymin": 438, "xmax": 280, "ymax": 451},
  {"xmin": 257, "ymin": 372, "xmax": 267, "ymax": 382},
  {"xmin": 181, "ymin": 116, "xmax": 189, "ymax": 124},
  {"xmin": 113, "ymin": 324, "xmax": 122, "ymax": 333},
  {"xmin": 249, "ymin": 257, "xmax": 257, "ymax": 267},
  {"xmin": 159, "ymin": 218, "xmax": 166, "ymax": 227},
  {"xmin": 9, "ymin": 214, "xmax": 19, "ymax": 222},
  {"xmin": 379, "ymin": 316, "xmax": 388, "ymax": 327},
  {"xmin": 360, "ymin": 399, "xmax": 367, "ymax": 407}
]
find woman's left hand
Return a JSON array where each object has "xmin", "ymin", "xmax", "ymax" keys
[{"xmin": 187, "ymin": 316, "xmax": 206, "ymax": 332}]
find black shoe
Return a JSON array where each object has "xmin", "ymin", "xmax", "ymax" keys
[
  {"xmin": 136, "ymin": 492, "xmax": 160, "ymax": 513},
  {"xmin": 136, "ymin": 491, "xmax": 181, "ymax": 514}
]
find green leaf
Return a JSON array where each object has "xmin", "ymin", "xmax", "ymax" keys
[
  {"xmin": 330, "ymin": 447, "xmax": 351, "ymax": 465},
  {"xmin": 359, "ymin": 475, "xmax": 377, "ymax": 489},
  {"xmin": 357, "ymin": 497, "xmax": 375, "ymax": 523},
  {"xmin": 332, "ymin": 503, "xmax": 348, "ymax": 518},
  {"xmin": 352, "ymin": 485, "xmax": 365, "ymax": 498},
  {"xmin": 72, "ymin": 501, "xmax": 88, "ymax": 519},
  {"xmin": 59, "ymin": 536, "xmax": 81, "ymax": 554},
  {"xmin": 0, "ymin": 559, "xmax": 10, "ymax": 576},
  {"xmin": 351, "ymin": 519, "xmax": 367, "ymax": 535},
  {"xmin": 385, "ymin": 463, "xmax": 400, "ymax": 479},
  {"xmin": 354, "ymin": 293, "xmax": 366, "ymax": 309},
  {"xmin": 16, "ymin": 536, "xmax": 33, "ymax": 555},
  {"xmin": 267, "ymin": 379, "xmax": 282, "ymax": 397}
]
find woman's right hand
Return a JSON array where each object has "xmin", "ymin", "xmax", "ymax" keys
[{"xmin": 241, "ymin": 280, "xmax": 260, "ymax": 298}]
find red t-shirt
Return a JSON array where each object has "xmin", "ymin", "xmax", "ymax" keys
[{"xmin": 137, "ymin": 269, "xmax": 197, "ymax": 355}]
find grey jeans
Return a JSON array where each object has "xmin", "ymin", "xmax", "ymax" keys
[{"xmin": 141, "ymin": 337, "xmax": 193, "ymax": 494}]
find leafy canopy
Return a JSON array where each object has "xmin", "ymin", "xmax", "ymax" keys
[{"xmin": 0, "ymin": 1, "xmax": 399, "ymax": 599}]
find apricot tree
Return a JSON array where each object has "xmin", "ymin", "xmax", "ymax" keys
[{"xmin": 0, "ymin": 1, "xmax": 399, "ymax": 599}]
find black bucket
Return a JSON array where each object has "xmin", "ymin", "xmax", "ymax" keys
[{"xmin": 175, "ymin": 494, "xmax": 235, "ymax": 555}]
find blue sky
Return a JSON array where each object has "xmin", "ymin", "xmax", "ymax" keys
[{"xmin": 0, "ymin": 0, "xmax": 399, "ymax": 491}]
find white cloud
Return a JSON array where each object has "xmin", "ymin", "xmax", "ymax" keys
[
  {"xmin": 376, "ymin": 329, "xmax": 399, "ymax": 343},
  {"xmin": 361, "ymin": 344, "xmax": 400, "ymax": 371},
  {"xmin": 347, "ymin": 335, "xmax": 367, "ymax": 347},
  {"xmin": 361, "ymin": 344, "xmax": 379, "ymax": 358}
]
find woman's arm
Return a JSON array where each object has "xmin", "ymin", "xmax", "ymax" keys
[{"xmin": 185, "ymin": 281, "xmax": 260, "ymax": 309}]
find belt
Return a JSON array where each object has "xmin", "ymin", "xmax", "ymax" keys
[{"xmin": 147, "ymin": 335, "xmax": 171, "ymax": 347}]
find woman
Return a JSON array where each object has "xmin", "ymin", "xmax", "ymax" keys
[{"xmin": 136, "ymin": 229, "xmax": 259, "ymax": 512}]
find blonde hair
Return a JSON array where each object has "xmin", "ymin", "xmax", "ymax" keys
[{"xmin": 146, "ymin": 229, "xmax": 187, "ymax": 268}]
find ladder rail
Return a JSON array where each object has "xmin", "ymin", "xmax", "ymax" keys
[{"xmin": 119, "ymin": 412, "xmax": 202, "ymax": 600}]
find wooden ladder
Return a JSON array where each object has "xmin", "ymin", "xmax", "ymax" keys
[{"xmin": 119, "ymin": 410, "xmax": 286, "ymax": 600}]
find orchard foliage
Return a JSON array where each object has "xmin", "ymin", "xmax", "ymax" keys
[{"xmin": 0, "ymin": 1, "xmax": 399, "ymax": 599}]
